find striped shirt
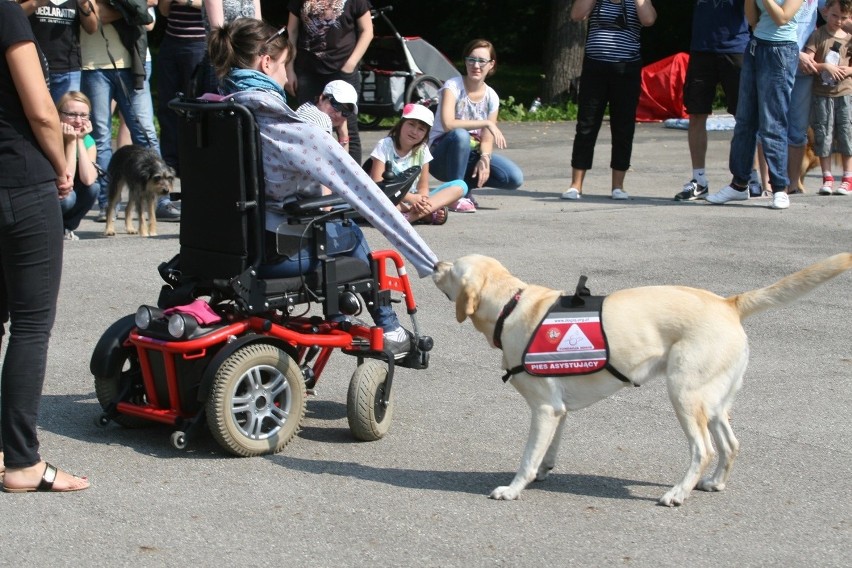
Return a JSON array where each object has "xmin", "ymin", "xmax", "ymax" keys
[
  {"xmin": 584, "ymin": 0, "xmax": 643, "ymax": 63},
  {"xmin": 165, "ymin": 6, "xmax": 205, "ymax": 40}
]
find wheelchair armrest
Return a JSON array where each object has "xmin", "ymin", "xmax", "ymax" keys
[{"xmin": 282, "ymin": 165, "xmax": 420, "ymax": 219}]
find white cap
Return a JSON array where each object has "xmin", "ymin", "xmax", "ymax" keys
[
  {"xmin": 401, "ymin": 103, "xmax": 434, "ymax": 127},
  {"xmin": 322, "ymin": 80, "xmax": 358, "ymax": 114},
  {"xmin": 296, "ymin": 103, "xmax": 333, "ymax": 135}
]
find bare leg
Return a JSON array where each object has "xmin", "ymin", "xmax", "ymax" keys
[
  {"xmin": 571, "ymin": 168, "xmax": 586, "ymax": 192},
  {"xmin": 788, "ymin": 144, "xmax": 807, "ymax": 193},
  {"xmin": 611, "ymin": 169, "xmax": 627, "ymax": 190},
  {"xmin": 688, "ymin": 114, "xmax": 709, "ymax": 170}
]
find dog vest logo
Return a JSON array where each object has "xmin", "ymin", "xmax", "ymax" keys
[{"xmin": 522, "ymin": 298, "xmax": 609, "ymax": 376}]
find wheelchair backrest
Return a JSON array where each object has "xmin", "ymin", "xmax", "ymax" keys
[{"xmin": 169, "ymin": 97, "xmax": 265, "ymax": 282}]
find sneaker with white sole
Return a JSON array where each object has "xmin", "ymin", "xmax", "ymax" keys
[
  {"xmin": 64, "ymin": 228, "xmax": 79, "ymax": 241},
  {"xmin": 674, "ymin": 179, "xmax": 708, "ymax": 201},
  {"xmin": 96, "ymin": 207, "xmax": 107, "ymax": 222},
  {"xmin": 383, "ymin": 328, "xmax": 414, "ymax": 359},
  {"xmin": 449, "ymin": 197, "xmax": 476, "ymax": 213},
  {"xmin": 819, "ymin": 177, "xmax": 834, "ymax": 195},
  {"xmin": 705, "ymin": 185, "xmax": 748, "ymax": 204},
  {"xmin": 770, "ymin": 191, "xmax": 790, "ymax": 209},
  {"xmin": 156, "ymin": 201, "xmax": 181, "ymax": 221},
  {"xmin": 836, "ymin": 181, "xmax": 850, "ymax": 195},
  {"xmin": 561, "ymin": 188, "xmax": 581, "ymax": 200},
  {"xmin": 611, "ymin": 188, "xmax": 629, "ymax": 200}
]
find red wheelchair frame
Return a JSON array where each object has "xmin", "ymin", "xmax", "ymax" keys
[{"xmin": 90, "ymin": 97, "xmax": 432, "ymax": 456}]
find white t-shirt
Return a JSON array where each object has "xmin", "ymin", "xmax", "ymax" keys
[
  {"xmin": 370, "ymin": 136, "xmax": 432, "ymax": 191},
  {"xmin": 429, "ymin": 76, "xmax": 500, "ymax": 144}
]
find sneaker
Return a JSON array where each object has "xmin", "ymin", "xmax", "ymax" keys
[
  {"xmin": 96, "ymin": 207, "xmax": 107, "ymax": 222},
  {"xmin": 770, "ymin": 191, "xmax": 790, "ymax": 210},
  {"xmin": 156, "ymin": 201, "xmax": 181, "ymax": 221},
  {"xmin": 819, "ymin": 178, "xmax": 834, "ymax": 195},
  {"xmin": 611, "ymin": 188, "xmax": 629, "ymax": 200},
  {"xmin": 747, "ymin": 179, "xmax": 762, "ymax": 198},
  {"xmin": 674, "ymin": 179, "xmax": 708, "ymax": 201},
  {"xmin": 561, "ymin": 188, "xmax": 581, "ymax": 200},
  {"xmin": 383, "ymin": 328, "xmax": 413, "ymax": 360},
  {"xmin": 836, "ymin": 181, "xmax": 850, "ymax": 195},
  {"xmin": 63, "ymin": 228, "xmax": 79, "ymax": 241},
  {"xmin": 705, "ymin": 185, "xmax": 749, "ymax": 204},
  {"xmin": 449, "ymin": 197, "xmax": 476, "ymax": 213}
]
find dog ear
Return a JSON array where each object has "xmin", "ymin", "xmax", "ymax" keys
[{"xmin": 455, "ymin": 276, "xmax": 480, "ymax": 323}]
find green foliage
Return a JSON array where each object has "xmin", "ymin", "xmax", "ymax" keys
[{"xmin": 497, "ymin": 96, "xmax": 578, "ymax": 122}]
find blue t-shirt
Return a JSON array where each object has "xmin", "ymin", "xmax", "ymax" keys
[{"xmin": 690, "ymin": 0, "xmax": 750, "ymax": 54}]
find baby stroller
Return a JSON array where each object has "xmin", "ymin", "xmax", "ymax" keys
[
  {"xmin": 90, "ymin": 96, "xmax": 433, "ymax": 456},
  {"xmin": 358, "ymin": 5, "xmax": 460, "ymax": 128}
]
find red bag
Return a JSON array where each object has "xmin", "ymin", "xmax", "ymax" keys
[{"xmin": 636, "ymin": 52, "xmax": 690, "ymax": 122}]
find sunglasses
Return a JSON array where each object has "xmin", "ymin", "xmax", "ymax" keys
[
  {"xmin": 60, "ymin": 110, "xmax": 90, "ymax": 120},
  {"xmin": 265, "ymin": 25, "xmax": 288, "ymax": 44},
  {"xmin": 328, "ymin": 97, "xmax": 353, "ymax": 118},
  {"xmin": 464, "ymin": 57, "xmax": 493, "ymax": 68}
]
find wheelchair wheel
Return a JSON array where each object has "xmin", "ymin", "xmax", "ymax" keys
[
  {"xmin": 357, "ymin": 113, "xmax": 384, "ymax": 129},
  {"xmin": 405, "ymin": 75, "xmax": 442, "ymax": 109},
  {"xmin": 94, "ymin": 343, "xmax": 151, "ymax": 429},
  {"xmin": 347, "ymin": 360, "xmax": 394, "ymax": 441},
  {"xmin": 206, "ymin": 343, "xmax": 306, "ymax": 457}
]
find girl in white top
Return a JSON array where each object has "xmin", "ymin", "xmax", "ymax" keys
[
  {"xmin": 427, "ymin": 39, "xmax": 523, "ymax": 213},
  {"xmin": 370, "ymin": 104, "xmax": 467, "ymax": 225}
]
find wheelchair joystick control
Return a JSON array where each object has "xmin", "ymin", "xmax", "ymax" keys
[{"xmin": 382, "ymin": 160, "xmax": 396, "ymax": 183}]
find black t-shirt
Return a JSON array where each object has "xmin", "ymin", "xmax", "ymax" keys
[
  {"xmin": 0, "ymin": 2, "xmax": 54, "ymax": 188},
  {"xmin": 288, "ymin": 0, "xmax": 371, "ymax": 75},
  {"xmin": 29, "ymin": 0, "xmax": 81, "ymax": 73}
]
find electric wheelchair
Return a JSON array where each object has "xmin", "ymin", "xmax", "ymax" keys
[{"xmin": 90, "ymin": 97, "xmax": 433, "ymax": 456}]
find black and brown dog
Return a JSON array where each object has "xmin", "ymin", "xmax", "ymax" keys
[{"xmin": 104, "ymin": 145, "xmax": 175, "ymax": 237}]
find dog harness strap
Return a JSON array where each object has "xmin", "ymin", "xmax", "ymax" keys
[{"xmin": 493, "ymin": 289, "xmax": 523, "ymax": 349}]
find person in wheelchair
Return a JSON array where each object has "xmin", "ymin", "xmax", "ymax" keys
[{"xmin": 208, "ymin": 18, "xmax": 438, "ymax": 358}]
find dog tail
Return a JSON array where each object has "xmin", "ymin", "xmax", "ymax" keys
[{"xmin": 729, "ymin": 253, "xmax": 852, "ymax": 319}]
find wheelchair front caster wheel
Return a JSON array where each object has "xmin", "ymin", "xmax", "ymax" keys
[
  {"xmin": 170, "ymin": 431, "xmax": 187, "ymax": 450},
  {"xmin": 347, "ymin": 360, "xmax": 394, "ymax": 441},
  {"xmin": 95, "ymin": 414, "xmax": 111, "ymax": 428}
]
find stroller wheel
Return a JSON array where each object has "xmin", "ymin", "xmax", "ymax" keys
[
  {"xmin": 405, "ymin": 75, "xmax": 442, "ymax": 110},
  {"xmin": 357, "ymin": 113, "xmax": 383, "ymax": 129},
  {"xmin": 206, "ymin": 343, "xmax": 306, "ymax": 457},
  {"xmin": 347, "ymin": 360, "xmax": 394, "ymax": 441}
]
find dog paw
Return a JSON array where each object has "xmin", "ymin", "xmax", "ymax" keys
[
  {"xmin": 489, "ymin": 486, "xmax": 521, "ymax": 500},
  {"xmin": 535, "ymin": 465, "xmax": 553, "ymax": 482},
  {"xmin": 696, "ymin": 478, "xmax": 726, "ymax": 493},
  {"xmin": 127, "ymin": 228, "xmax": 138, "ymax": 235},
  {"xmin": 658, "ymin": 487, "xmax": 689, "ymax": 507},
  {"xmin": 104, "ymin": 229, "xmax": 115, "ymax": 237}
]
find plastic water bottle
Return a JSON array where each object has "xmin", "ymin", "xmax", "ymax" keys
[
  {"xmin": 822, "ymin": 41, "xmax": 842, "ymax": 86},
  {"xmin": 529, "ymin": 97, "xmax": 542, "ymax": 113}
]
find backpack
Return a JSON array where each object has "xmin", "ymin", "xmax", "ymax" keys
[{"xmin": 108, "ymin": 0, "xmax": 153, "ymax": 26}]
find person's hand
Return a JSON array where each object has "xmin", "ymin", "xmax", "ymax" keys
[
  {"xmin": 61, "ymin": 122, "xmax": 77, "ymax": 142},
  {"xmin": 486, "ymin": 122, "xmax": 507, "ymax": 149},
  {"xmin": 56, "ymin": 171, "xmax": 73, "ymax": 197},
  {"xmin": 799, "ymin": 51, "xmax": 817, "ymax": 75},
  {"xmin": 79, "ymin": 118, "xmax": 93, "ymax": 137},
  {"xmin": 829, "ymin": 64, "xmax": 847, "ymax": 83},
  {"xmin": 341, "ymin": 59, "xmax": 357, "ymax": 74},
  {"xmin": 285, "ymin": 65, "xmax": 298, "ymax": 96},
  {"xmin": 472, "ymin": 155, "xmax": 491, "ymax": 188}
]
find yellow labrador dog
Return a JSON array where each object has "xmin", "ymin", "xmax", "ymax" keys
[{"xmin": 433, "ymin": 253, "xmax": 851, "ymax": 506}]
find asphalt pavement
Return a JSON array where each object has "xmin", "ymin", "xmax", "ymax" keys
[{"xmin": 1, "ymin": 120, "xmax": 850, "ymax": 567}]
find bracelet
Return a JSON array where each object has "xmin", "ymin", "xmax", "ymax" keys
[
  {"xmin": 479, "ymin": 152, "xmax": 491, "ymax": 160},
  {"xmin": 338, "ymin": 137, "xmax": 350, "ymax": 145}
]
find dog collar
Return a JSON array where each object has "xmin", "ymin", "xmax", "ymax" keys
[{"xmin": 493, "ymin": 289, "xmax": 523, "ymax": 349}]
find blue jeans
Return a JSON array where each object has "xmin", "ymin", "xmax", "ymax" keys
[
  {"xmin": 729, "ymin": 39, "xmax": 798, "ymax": 191},
  {"xmin": 156, "ymin": 35, "xmax": 207, "ymax": 174},
  {"xmin": 429, "ymin": 128, "xmax": 523, "ymax": 190},
  {"xmin": 59, "ymin": 179, "xmax": 99, "ymax": 232},
  {"xmin": 788, "ymin": 72, "xmax": 814, "ymax": 147},
  {"xmin": 49, "ymin": 70, "xmax": 81, "ymax": 104},
  {"xmin": 257, "ymin": 221, "xmax": 400, "ymax": 331},
  {"xmin": 0, "ymin": 181, "xmax": 63, "ymax": 468},
  {"xmin": 81, "ymin": 65, "xmax": 160, "ymax": 208}
]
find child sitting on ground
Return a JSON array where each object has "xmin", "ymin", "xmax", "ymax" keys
[
  {"xmin": 368, "ymin": 104, "xmax": 468, "ymax": 225},
  {"xmin": 806, "ymin": 0, "xmax": 852, "ymax": 196}
]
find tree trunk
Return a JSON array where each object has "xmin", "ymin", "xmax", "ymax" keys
[{"xmin": 543, "ymin": 0, "xmax": 587, "ymax": 104}]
